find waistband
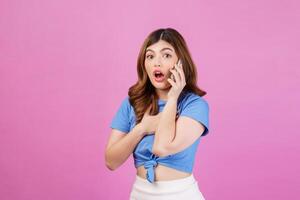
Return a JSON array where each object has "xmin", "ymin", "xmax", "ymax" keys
[{"xmin": 132, "ymin": 174, "xmax": 197, "ymax": 195}]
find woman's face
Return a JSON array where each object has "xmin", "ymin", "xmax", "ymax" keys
[{"xmin": 144, "ymin": 40, "xmax": 179, "ymax": 89}]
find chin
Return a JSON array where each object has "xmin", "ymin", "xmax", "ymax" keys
[{"xmin": 153, "ymin": 82, "xmax": 171, "ymax": 90}]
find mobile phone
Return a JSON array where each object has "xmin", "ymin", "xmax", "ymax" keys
[
  {"xmin": 170, "ymin": 59, "xmax": 181, "ymax": 81},
  {"xmin": 177, "ymin": 59, "xmax": 181, "ymax": 66}
]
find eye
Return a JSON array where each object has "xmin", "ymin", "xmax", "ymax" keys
[
  {"xmin": 164, "ymin": 53, "xmax": 172, "ymax": 58},
  {"xmin": 146, "ymin": 55, "xmax": 153, "ymax": 59}
]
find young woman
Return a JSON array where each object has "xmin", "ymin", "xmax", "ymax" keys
[{"xmin": 105, "ymin": 28, "xmax": 209, "ymax": 200}]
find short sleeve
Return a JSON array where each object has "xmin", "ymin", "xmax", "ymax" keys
[
  {"xmin": 180, "ymin": 96, "xmax": 210, "ymax": 136},
  {"xmin": 110, "ymin": 96, "xmax": 131, "ymax": 133}
]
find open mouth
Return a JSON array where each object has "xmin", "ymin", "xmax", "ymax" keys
[
  {"xmin": 154, "ymin": 71, "xmax": 164, "ymax": 79},
  {"xmin": 153, "ymin": 71, "xmax": 166, "ymax": 82}
]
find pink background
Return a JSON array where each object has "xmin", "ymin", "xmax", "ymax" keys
[{"xmin": 1, "ymin": 0, "xmax": 299, "ymax": 199}]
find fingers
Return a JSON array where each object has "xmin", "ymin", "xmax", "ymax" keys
[
  {"xmin": 170, "ymin": 68, "xmax": 180, "ymax": 85},
  {"xmin": 167, "ymin": 75, "xmax": 176, "ymax": 87},
  {"xmin": 169, "ymin": 60, "xmax": 186, "ymax": 86},
  {"xmin": 145, "ymin": 105, "xmax": 162, "ymax": 117},
  {"xmin": 175, "ymin": 60, "xmax": 186, "ymax": 84},
  {"xmin": 144, "ymin": 106, "xmax": 151, "ymax": 116}
]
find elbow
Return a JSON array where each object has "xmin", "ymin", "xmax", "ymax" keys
[
  {"xmin": 104, "ymin": 152, "xmax": 118, "ymax": 171},
  {"xmin": 105, "ymin": 161, "xmax": 117, "ymax": 171}
]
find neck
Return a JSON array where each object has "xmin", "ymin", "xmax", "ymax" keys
[{"xmin": 155, "ymin": 88, "xmax": 169, "ymax": 101}]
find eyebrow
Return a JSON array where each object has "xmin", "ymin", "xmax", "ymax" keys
[{"xmin": 146, "ymin": 47, "xmax": 173, "ymax": 53}]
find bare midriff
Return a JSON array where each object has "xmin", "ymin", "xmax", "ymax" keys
[{"xmin": 136, "ymin": 164, "xmax": 191, "ymax": 181}]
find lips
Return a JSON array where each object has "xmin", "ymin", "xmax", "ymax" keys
[{"xmin": 153, "ymin": 69, "xmax": 165, "ymax": 82}]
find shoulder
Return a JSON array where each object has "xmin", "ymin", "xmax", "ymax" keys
[
  {"xmin": 179, "ymin": 92, "xmax": 210, "ymax": 136},
  {"xmin": 112, "ymin": 96, "xmax": 133, "ymax": 116},
  {"xmin": 181, "ymin": 92, "xmax": 209, "ymax": 109},
  {"xmin": 120, "ymin": 96, "xmax": 131, "ymax": 108},
  {"xmin": 120, "ymin": 96, "xmax": 134, "ymax": 115},
  {"xmin": 110, "ymin": 95, "xmax": 137, "ymax": 132}
]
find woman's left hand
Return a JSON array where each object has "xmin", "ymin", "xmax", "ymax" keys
[{"xmin": 167, "ymin": 59, "xmax": 186, "ymax": 101}]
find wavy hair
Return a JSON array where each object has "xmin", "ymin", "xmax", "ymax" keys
[{"xmin": 128, "ymin": 28, "xmax": 207, "ymax": 124}]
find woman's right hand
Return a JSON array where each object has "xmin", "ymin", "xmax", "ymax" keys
[{"xmin": 139, "ymin": 106, "xmax": 162, "ymax": 135}]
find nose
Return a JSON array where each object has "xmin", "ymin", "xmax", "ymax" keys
[{"xmin": 154, "ymin": 57, "xmax": 162, "ymax": 67}]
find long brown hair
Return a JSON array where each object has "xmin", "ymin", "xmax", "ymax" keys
[{"xmin": 128, "ymin": 28, "xmax": 207, "ymax": 124}]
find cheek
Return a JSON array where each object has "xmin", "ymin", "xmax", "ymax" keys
[
  {"xmin": 144, "ymin": 64, "xmax": 151, "ymax": 76},
  {"xmin": 164, "ymin": 59, "xmax": 176, "ymax": 67}
]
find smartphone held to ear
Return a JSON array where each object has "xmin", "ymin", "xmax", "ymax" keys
[{"xmin": 169, "ymin": 59, "xmax": 181, "ymax": 82}]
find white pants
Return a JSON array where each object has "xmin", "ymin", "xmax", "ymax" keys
[{"xmin": 129, "ymin": 174, "xmax": 205, "ymax": 200}]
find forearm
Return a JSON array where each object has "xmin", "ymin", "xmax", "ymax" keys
[
  {"xmin": 152, "ymin": 98, "xmax": 177, "ymax": 155},
  {"xmin": 105, "ymin": 124, "xmax": 145, "ymax": 170}
]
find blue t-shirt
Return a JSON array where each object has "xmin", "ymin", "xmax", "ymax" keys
[{"xmin": 110, "ymin": 92, "xmax": 209, "ymax": 183}]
